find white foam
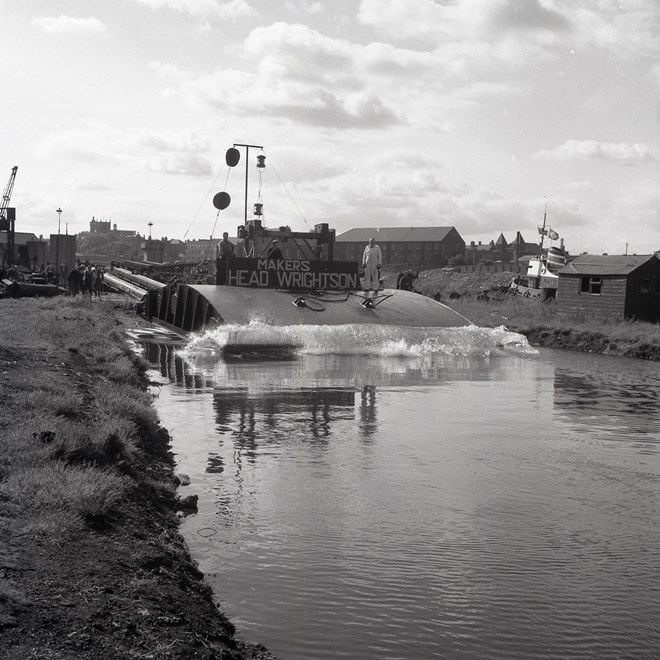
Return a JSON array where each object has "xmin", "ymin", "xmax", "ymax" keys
[{"xmin": 182, "ymin": 322, "xmax": 536, "ymax": 359}]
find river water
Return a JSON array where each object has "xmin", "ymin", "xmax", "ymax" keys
[{"xmin": 137, "ymin": 323, "xmax": 660, "ymax": 660}]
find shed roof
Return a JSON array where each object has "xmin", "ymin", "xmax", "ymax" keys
[
  {"xmin": 558, "ymin": 254, "xmax": 657, "ymax": 276},
  {"xmin": 336, "ymin": 226, "xmax": 455, "ymax": 243},
  {"xmin": 15, "ymin": 232, "xmax": 41, "ymax": 244}
]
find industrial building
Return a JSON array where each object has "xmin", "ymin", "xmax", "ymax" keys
[{"xmin": 335, "ymin": 226, "xmax": 465, "ymax": 272}]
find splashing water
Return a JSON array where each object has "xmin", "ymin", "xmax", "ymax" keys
[{"xmin": 183, "ymin": 321, "xmax": 535, "ymax": 358}]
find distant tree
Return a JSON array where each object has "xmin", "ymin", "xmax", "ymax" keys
[{"xmin": 77, "ymin": 231, "xmax": 139, "ymax": 259}]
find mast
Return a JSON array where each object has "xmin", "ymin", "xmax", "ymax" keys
[
  {"xmin": 538, "ymin": 199, "xmax": 547, "ymax": 259},
  {"xmin": 233, "ymin": 143, "xmax": 263, "ymax": 225}
]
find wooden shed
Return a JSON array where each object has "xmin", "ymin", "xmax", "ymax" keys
[{"xmin": 557, "ymin": 254, "xmax": 660, "ymax": 322}]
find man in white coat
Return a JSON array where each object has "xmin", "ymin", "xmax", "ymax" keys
[{"xmin": 362, "ymin": 236, "xmax": 382, "ymax": 293}]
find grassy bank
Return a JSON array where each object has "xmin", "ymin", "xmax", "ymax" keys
[
  {"xmin": 0, "ymin": 297, "xmax": 274, "ymax": 659},
  {"xmin": 386, "ymin": 268, "xmax": 660, "ymax": 359}
]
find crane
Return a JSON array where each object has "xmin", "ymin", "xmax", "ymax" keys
[
  {"xmin": 1, "ymin": 166, "xmax": 18, "ymax": 267},
  {"xmin": 1, "ymin": 166, "xmax": 18, "ymax": 220}
]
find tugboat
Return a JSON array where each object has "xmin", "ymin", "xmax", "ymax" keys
[
  {"xmin": 132, "ymin": 144, "xmax": 472, "ymax": 336},
  {"xmin": 509, "ymin": 203, "xmax": 565, "ymax": 301}
]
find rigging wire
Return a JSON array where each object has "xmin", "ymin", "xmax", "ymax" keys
[
  {"xmin": 183, "ymin": 165, "xmax": 232, "ymax": 239},
  {"xmin": 210, "ymin": 209, "xmax": 221, "ymax": 239},
  {"xmin": 262, "ymin": 151, "xmax": 311, "ymax": 229}
]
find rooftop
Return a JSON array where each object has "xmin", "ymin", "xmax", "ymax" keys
[{"xmin": 336, "ymin": 226, "xmax": 455, "ymax": 243}]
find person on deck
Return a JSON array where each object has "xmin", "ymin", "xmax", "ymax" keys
[
  {"xmin": 267, "ymin": 239, "xmax": 283, "ymax": 261},
  {"xmin": 218, "ymin": 232, "xmax": 235, "ymax": 259},
  {"xmin": 362, "ymin": 236, "xmax": 382, "ymax": 292}
]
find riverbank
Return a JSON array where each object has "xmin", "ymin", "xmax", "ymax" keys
[
  {"xmin": 0, "ymin": 297, "xmax": 276, "ymax": 659},
  {"xmin": 387, "ymin": 268, "xmax": 660, "ymax": 360}
]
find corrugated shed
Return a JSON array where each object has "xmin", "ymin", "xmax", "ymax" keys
[
  {"xmin": 336, "ymin": 226, "xmax": 454, "ymax": 243},
  {"xmin": 559, "ymin": 254, "xmax": 655, "ymax": 276}
]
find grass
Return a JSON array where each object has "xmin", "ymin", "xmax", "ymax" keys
[
  {"xmin": 0, "ymin": 297, "xmax": 159, "ymax": 536},
  {"xmin": 410, "ymin": 269, "xmax": 660, "ymax": 357},
  {"xmin": 381, "ymin": 267, "xmax": 660, "ymax": 357}
]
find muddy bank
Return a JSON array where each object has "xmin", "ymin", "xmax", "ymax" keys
[
  {"xmin": 0, "ymin": 298, "xmax": 276, "ymax": 659},
  {"xmin": 511, "ymin": 325, "xmax": 660, "ymax": 360}
]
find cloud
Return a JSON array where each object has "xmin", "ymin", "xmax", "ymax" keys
[
  {"xmin": 145, "ymin": 154, "xmax": 213, "ymax": 176},
  {"xmin": 567, "ymin": 0, "xmax": 660, "ymax": 57},
  {"xmin": 490, "ymin": 0, "xmax": 570, "ymax": 32},
  {"xmin": 183, "ymin": 70, "xmax": 401, "ymax": 127},
  {"xmin": 71, "ymin": 180, "xmax": 112, "ymax": 192},
  {"xmin": 147, "ymin": 61, "xmax": 192, "ymax": 84},
  {"xmin": 243, "ymin": 22, "xmax": 355, "ymax": 84},
  {"xmin": 535, "ymin": 140, "xmax": 660, "ymax": 164},
  {"xmin": 357, "ymin": 0, "xmax": 569, "ymax": 44},
  {"xmin": 34, "ymin": 122, "xmax": 214, "ymax": 178},
  {"xmin": 284, "ymin": 0, "xmax": 324, "ymax": 14},
  {"xmin": 133, "ymin": 0, "xmax": 256, "ymax": 19},
  {"xmin": 357, "ymin": 0, "xmax": 660, "ymax": 71},
  {"xmin": 34, "ymin": 125, "xmax": 125, "ymax": 166},
  {"xmin": 169, "ymin": 23, "xmax": 402, "ymax": 128},
  {"xmin": 136, "ymin": 130, "xmax": 211, "ymax": 153},
  {"xmin": 32, "ymin": 15, "xmax": 107, "ymax": 36}
]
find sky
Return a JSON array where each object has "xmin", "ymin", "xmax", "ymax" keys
[{"xmin": 1, "ymin": 0, "xmax": 659, "ymax": 255}]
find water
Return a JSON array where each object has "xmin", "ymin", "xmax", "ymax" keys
[{"xmin": 137, "ymin": 323, "xmax": 660, "ymax": 660}]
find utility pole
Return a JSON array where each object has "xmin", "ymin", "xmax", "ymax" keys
[{"xmin": 55, "ymin": 207, "xmax": 62, "ymax": 280}]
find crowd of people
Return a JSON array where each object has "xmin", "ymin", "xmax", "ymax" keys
[
  {"xmin": 66, "ymin": 263, "xmax": 105, "ymax": 297},
  {"xmin": 0, "ymin": 260, "xmax": 106, "ymax": 297}
]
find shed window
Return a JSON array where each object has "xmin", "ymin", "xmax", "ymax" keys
[
  {"xmin": 580, "ymin": 276, "xmax": 602, "ymax": 295},
  {"xmin": 641, "ymin": 278, "xmax": 660, "ymax": 295}
]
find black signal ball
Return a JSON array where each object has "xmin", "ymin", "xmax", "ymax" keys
[
  {"xmin": 225, "ymin": 148, "xmax": 240, "ymax": 167},
  {"xmin": 213, "ymin": 192, "xmax": 231, "ymax": 210}
]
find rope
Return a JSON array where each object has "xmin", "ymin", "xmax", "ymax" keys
[
  {"xmin": 184, "ymin": 166, "xmax": 232, "ymax": 239},
  {"xmin": 210, "ymin": 209, "xmax": 221, "ymax": 240},
  {"xmin": 263, "ymin": 151, "xmax": 311, "ymax": 229}
]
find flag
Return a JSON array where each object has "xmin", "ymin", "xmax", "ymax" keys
[
  {"xmin": 538, "ymin": 226, "xmax": 548, "ymax": 236},
  {"xmin": 548, "ymin": 229, "xmax": 559, "ymax": 241}
]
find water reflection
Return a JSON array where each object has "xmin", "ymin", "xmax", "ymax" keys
[
  {"xmin": 213, "ymin": 386, "xmax": 358, "ymax": 462},
  {"xmin": 552, "ymin": 352, "xmax": 660, "ymax": 445},
  {"xmin": 359, "ymin": 386, "xmax": 377, "ymax": 439},
  {"xmin": 141, "ymin": 342, "xmax": 660, "ymax": 660}
]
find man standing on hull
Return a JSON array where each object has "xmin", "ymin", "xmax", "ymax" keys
[{"xmin": 362, "ymin": 236, "xmax": 382, "ymax": 294}]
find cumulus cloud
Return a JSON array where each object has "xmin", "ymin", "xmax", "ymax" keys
[
  {"xmin": 32, "ymin": 15, "xmax": 107, "ymax": 36},
  {"xmin": 244, "ymin": 22, "xmax": 354, "ymax": 84},
  {"xmin": 535, "ymin": 139, "xmax": 660, "ymax": 164},
  {"xmin": 145, "ymin": 154, "xmax": 213, "ymax": 176},
  {"xmin": 168, "ymin": 23, "xmax": 403, "ymax": 128},
  {"xmin": 133, "ymin": 0, "xmax": 256, "ymax": 19}
]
